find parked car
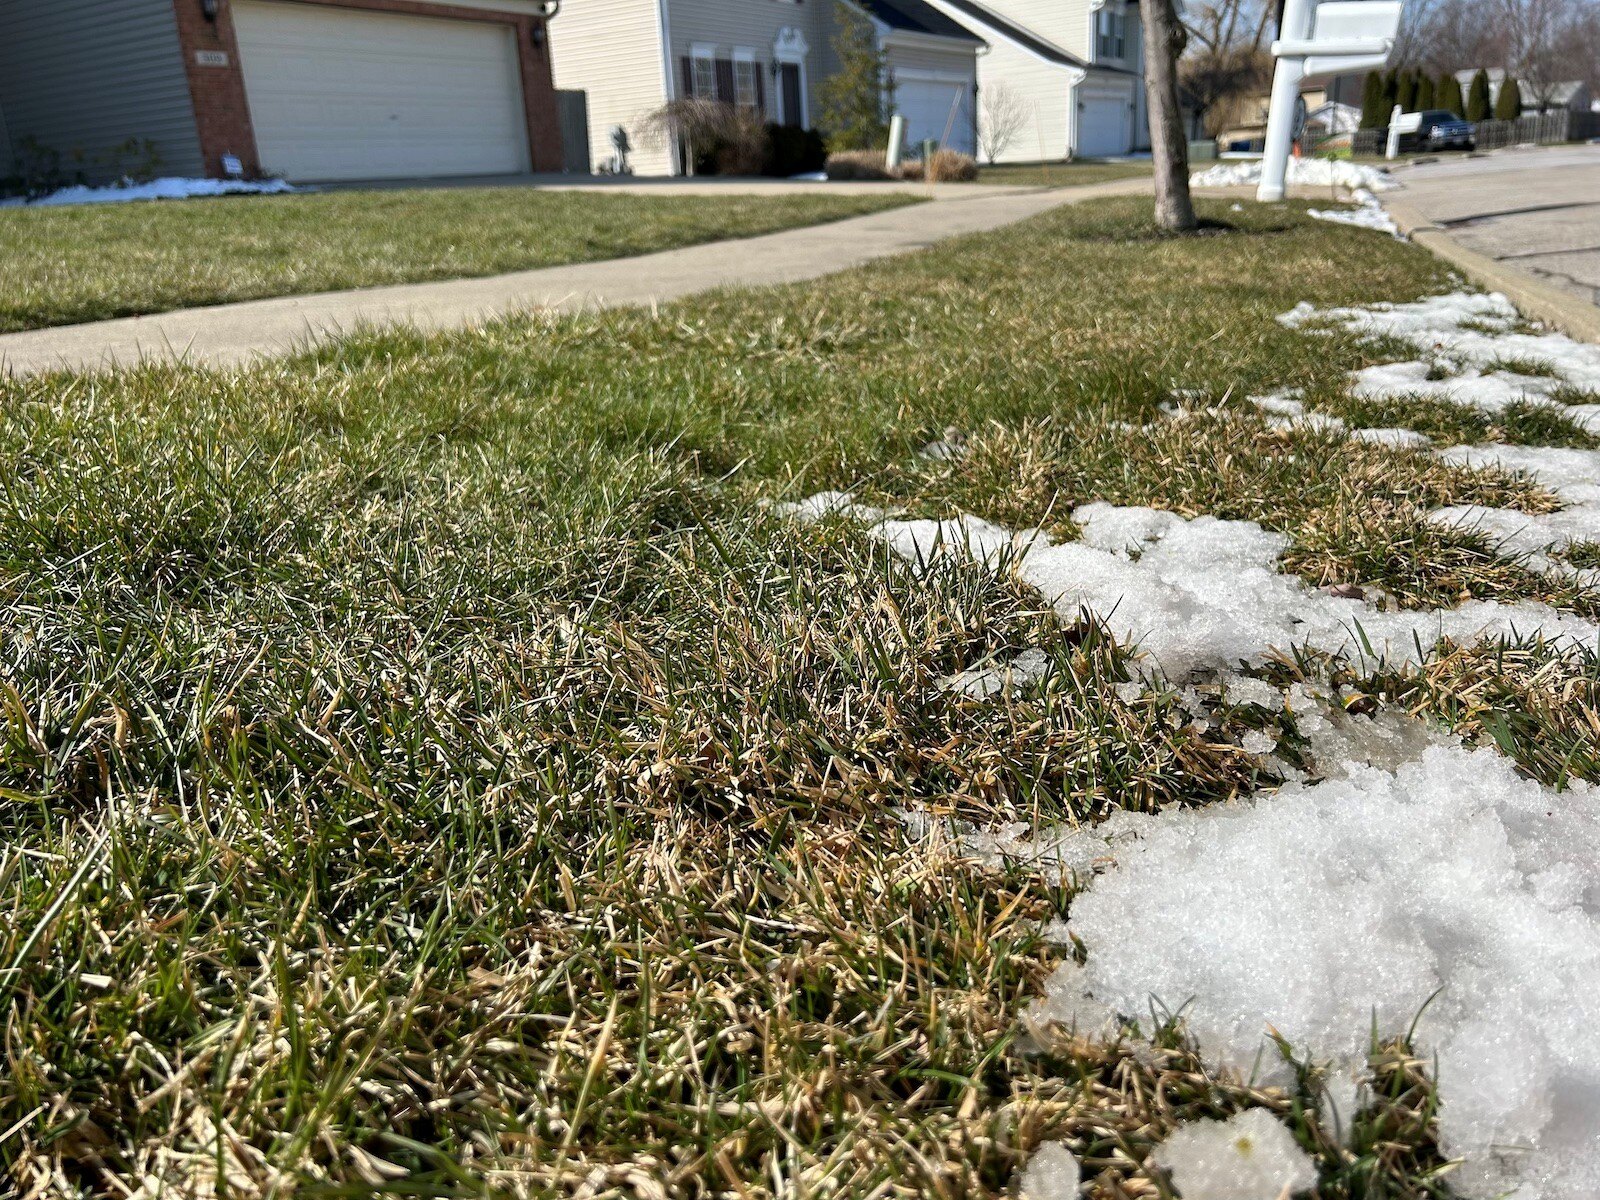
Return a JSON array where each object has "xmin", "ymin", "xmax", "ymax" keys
[{"xmin": 1416, "ymin": 110, "xmax": 1476, "ymax": 151}]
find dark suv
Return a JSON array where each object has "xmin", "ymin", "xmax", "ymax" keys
[{"xmin": 1416, "ymin": 109, "xmax": 1476, "ymax": 151}]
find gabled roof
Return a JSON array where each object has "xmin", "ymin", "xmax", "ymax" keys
[
  {"xmin": 924, "ymin": 0, "xmax": 1139, "ymax": 75},
  {"xmin": 857, "ymin": 0, "xmax": 985, "ymax": 44}
]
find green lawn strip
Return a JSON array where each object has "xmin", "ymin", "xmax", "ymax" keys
[
  {"xmin": 977, "ymin": 160, "xmax": 1152, "ymax": 188},
  {"xmin": 4, "ymin": 196, "xmax": 1563, "ymax": 1196},
  {"xmin": 0, "ymin": 187, "xmax": 919, "ymax": 332}
]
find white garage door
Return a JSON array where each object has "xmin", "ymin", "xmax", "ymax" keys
[
  {"xmin": 897, "ymin": 79, "xmax": 975, "ymax": 156},
  {"xmin": 1077, "ymin": 92, "xmax": 1131, "ymax": 158},
  {"xmin": 232, "ymin": 0, "xmax": 530, "ymax": 182}
]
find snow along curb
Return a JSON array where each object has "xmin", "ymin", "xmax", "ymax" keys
[{"xmin": 1382, "ymin": 196, "xmax": 1600, "ymax": 346}]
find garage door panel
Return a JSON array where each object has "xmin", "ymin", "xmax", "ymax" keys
[
  {"xmin": 898, "ymin": 80, "xmax": 975, "ymax": 156},
  {"xmin": 232, "ymin": 0, "xmax": 530, "ymax": 182},
  {"xmin": 1077, "ymin": 92, "xmax": 1130, "ymax": 158}
]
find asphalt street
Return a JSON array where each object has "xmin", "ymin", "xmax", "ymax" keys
[{"xmin": 1396, "ymin": 145, "xmax": 1600, "ymax": 308}]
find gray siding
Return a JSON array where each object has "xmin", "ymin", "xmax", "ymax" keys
[
  {"xmin": 666, "ymin": 0, "xmax": 841, "ymax": 117},
  {"xmin": 0, "ymin": 100, "xmax": 12, "ymax": 176},
  {"xmin": 0, "ymin": 0, "xmax": 203, "ymax": 183}
]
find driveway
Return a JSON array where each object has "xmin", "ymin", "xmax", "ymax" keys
[{"xmin": 1394, "ymin": 145, "xmax": 1600, "ymax": 308}]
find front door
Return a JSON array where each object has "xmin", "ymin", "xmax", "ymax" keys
[{"xmin": 778, "ymin": 64, "xmax": 804, "ymax": 128}]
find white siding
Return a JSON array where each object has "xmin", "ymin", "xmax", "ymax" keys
[
  {"xmin": 549, "ymin": 0, "xmax": 672, "ymax": 175},
  {"xmin": 979, "ymin": 0, "xmax": 1095, "ymax": 60},
  {"xmin": 0, "ymin": 0, "xmax": 203, "ymax": 181},
  {"xmin": 919, "ymin": 0, "xmax": 1074, "ymax": 162}
]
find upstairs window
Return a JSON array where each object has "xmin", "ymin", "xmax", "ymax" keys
[{"xmin": 1096, "ymin": 8, "xmax": 1126, "ymax": 59}]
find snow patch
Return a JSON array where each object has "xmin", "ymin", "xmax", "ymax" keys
[
  {"xmin": 1191, "ymin": 158, "xmax": 1398, "ymax": 193},
  {"xmin": 1282, "ymin": 291, "xmax": 1600, "ymax": 393},
  {"xmin": 1431, "ymin": 444, "xmax": 1600, "ymax": 575},
  {"xmin": 3, "ymin": 176, "xmax": 296, "ymax": 208},
  {"xmin": 1149, "ymin": 1109, "xmax": 1319, "ymax": 1200},
  {"xmin": 1018, "ymin": 1142, "xmax": 1081, "ymax": 1200},
  {"xmin": 785, "ymin": 499, "xmax": 1599, "ymax": 677},
  {"xmin": 1308, "ymin": 187, "xmax": 1402, "ymax": 238},
  {"xmin": 1032, "ymin": 728, "xmax": 1600, "ymax": 1200}
]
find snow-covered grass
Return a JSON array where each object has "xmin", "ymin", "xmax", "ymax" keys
[
  {"xmin": 0, "ymin": 175, "xmax": 296, "ymax": 207},
  {"xmin": 5, "ymin": 194, "xmax": 1597, "ymax": 1199},
  {"xmin": 0, "ymin": 187, "xmax": 918, "ymax": 332}
]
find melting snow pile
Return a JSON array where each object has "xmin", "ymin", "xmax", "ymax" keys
[
  {"xmin": 1031, "ymin": 714, "xmax": 1600, "ymax": 1200},
  {"xmin": 1307, "ymin": 187, "xmax": 1402, "ymax": 237},
  {"xmin": 1190, "ymin": 158, "xmax": 1398, "ymax": 192},
  {"xmin": 790, "ymin": 498, "xmax": 1599, "ymax": 677},
  {"xmin": 1149, "ymin": 1110, "xmax": 1318, "ymax": 1200},
  {"xmin": 2, "ymin": 176, "xmax": 296, "ymax": 207},
  {"xmin": 1432, "ymin": 444, "xmax": 1600, "ymax": 577}
]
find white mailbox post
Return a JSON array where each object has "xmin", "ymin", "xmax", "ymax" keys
[
  {"xmin": 1386, "ymin": 106, "xmax": 1423, "ymax": 158},
  {"xmin": 1257, "ymin": 0, "xmax": 1404, "ymax": 202}
]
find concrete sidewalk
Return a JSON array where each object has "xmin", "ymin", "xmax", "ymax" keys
[{"xmin": 0, "ymin": 178, "xmax": 1148, "ymax": 377}]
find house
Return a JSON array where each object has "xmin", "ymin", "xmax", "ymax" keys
[
  {"xmin": 917, "ymin": 0, "xmax": 1147, "ymax": 161},
  {"xmin": 1452, "ymin": 69, "xmax": 1593, "ymax": 115},
  {"xmin": 0, "ymin": 0, "xmax": 563, "ymax": 185},
  {"xmin": 549, "ymin": 0, "xmax": 982, "ymax": 177}
]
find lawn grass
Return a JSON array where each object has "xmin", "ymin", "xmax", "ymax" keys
[
  {"xmin": 977, "ymin": 160, "xmax": 1152, "ymax": 187},
  {"xmin": 0, "ymin": 187, "xmax": 919, "ymax": 332},
  {"xmin": 3, "ymin": 195, "xmax": 1591, "ymax": 1197}
]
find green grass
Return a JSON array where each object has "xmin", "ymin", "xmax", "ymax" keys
[
  {"xmin": 0, "ymin": 186, "xmax": 919, "ymax": 332},
  {"xmin": 5, "ymin": 195, "xmax": 1589, "ymax": 1197},
  {"xmin": 977, "ymin": 160, "xmax": 1152, "ymax": 187}
]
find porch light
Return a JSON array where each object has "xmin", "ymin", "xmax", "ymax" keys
[{"xmin": 201, "ymin": 0, "xmax": 218, "ymax": 20}]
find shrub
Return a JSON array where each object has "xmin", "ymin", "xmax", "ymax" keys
[
  {"xmin": 1360, "ymin": 73, "xmax": 1388, "ymax": 129},
  {"xmin": 818, "ymin": 3, "xmax": 892, "ymax": 151},
  {"xmin": 1436, "ymin": 74, "xmax": 1464, "ymax": 117},
  {"xmin": 824, "ymin": 149, "xmax": 893, "ymax": 180},
  {"xmin": 763, "ymin": 124, "xmax": 828, "ymax": 177},
  {"xmin": 1494, "ymin": 77, "xmax": 1522, "ymax": 120},
  {"xmin": 1466, "ymin": 70, "xmax": 1492, "ymax": 121},
  {"xmin": 897, "ymin": 149, "xmax": 979, "ymax": 182},
  {"xmin": 644, "ymin": 98, "xmax": 768, "ymax": 176}
]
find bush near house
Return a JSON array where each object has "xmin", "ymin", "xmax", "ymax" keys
[
  {"xmin": 644, "ymin": 100, "xmax": 825, "ymax": 177},
  {"xmin": 818, "ymin": 2, "xmax": 893, "ymax": 152},
  {"xmin": 763, "ymin": 123, "xmax": 829, "ymax": 177},
  {"xmin": 897, "ymin": 149, "xmax": 979, "ymax": 182}
]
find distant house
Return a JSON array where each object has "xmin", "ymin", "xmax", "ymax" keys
[
  {"xmin": 0, "ymin": 0, "xmax": 563, "ymax": 186},
  {"xmin": 919, "ymin": 0, "xmax": 1148, "ymax": 161},
  {"xmin": 1452, "ymin": 68, "xmax": 1594, "ymax": 114},
  {"xmin": 550, "ymin": 0, "xmax": 982, "ymax": 177}
]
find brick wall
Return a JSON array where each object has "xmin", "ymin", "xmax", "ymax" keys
[
  {"xmin": 171, "ymin": 0, "xmax": 562, "ymax": 179},
  {"xmin": 171, "ymin": 0, "xmax": 261, "ymax": 177}
]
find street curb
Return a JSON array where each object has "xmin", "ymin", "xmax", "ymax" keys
[{"xmin": 1383, "ymin": 195, "xmax": 1600, "ymax": 345}]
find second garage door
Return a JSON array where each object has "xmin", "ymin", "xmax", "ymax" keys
[
  {"xmin": 232, "ymin": 0, "xmax": 531, "ymax": 182},
  {"xmin": 1076, "ymin": 92, "xmax": 1131, "ymax": 158}
]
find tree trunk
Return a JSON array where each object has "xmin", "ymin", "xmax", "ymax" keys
[{"xmin": 1140, "ymin": 0, "xmax": 1198, "ymax": 231}]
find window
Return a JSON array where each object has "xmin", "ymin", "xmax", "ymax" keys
[
  {"xmin": 734, "ymin": 53, "xmax": 758, "ymax": 109},
  {"xmin": 684, "ymin": 43, "xmax": 716, "ymax": 96},
  {"xmin": 1096, "ymin": 8, "xmax": 1126, "ymax": 59},
  {"xmin": 691, "ymin": 53, "xmax": 717, "ymax": 98}
]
